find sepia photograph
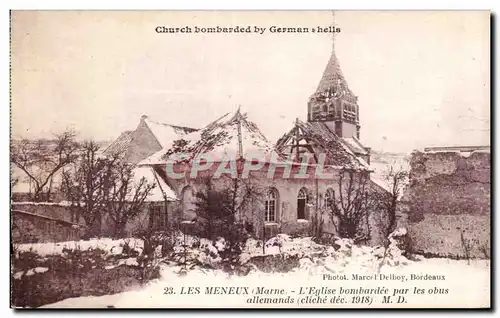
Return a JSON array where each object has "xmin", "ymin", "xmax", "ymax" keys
[{"xmin": 9, "ymin": 10, "xmax": 491, "ymax": 308}]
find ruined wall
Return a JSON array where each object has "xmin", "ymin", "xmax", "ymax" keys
[{"xmin": 405, "ymin": 150, "xmax": 490, "ymax": 258}]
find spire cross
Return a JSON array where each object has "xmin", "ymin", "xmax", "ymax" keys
[{"xmin": 331, "ymin": 11, "xmax": 336, "ymax": 52}]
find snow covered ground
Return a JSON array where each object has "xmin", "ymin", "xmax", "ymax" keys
[
  {"xmin": 21, "ymin": 234, "xmax": 490, "ymax": 309},
  {"xmin": 42, "ymin": 256, "xmax": 489, "ymax": 309}
]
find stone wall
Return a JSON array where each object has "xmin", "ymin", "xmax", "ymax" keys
[
  {"xmin": 11, "ymin": 202, "xmax": 83, "ymax": 224},
  {"xmin": 11, "ymin": 201, "xmax": 177, "ymax": 243},
  {"xmin": 12, "ymin": 210, "xmax": 82, "ymax": 243},
  {"xmin": 405, "ymin": 150, "xmax": 490, "ymax": 258}
]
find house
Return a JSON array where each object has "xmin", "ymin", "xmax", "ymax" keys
[{"xmin": 99, "ymin": 117, "xmax": 197, "ymax": 233}]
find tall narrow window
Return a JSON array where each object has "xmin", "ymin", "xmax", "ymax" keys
[
  {"xmin": 297, "ymin": 188, "xmax": 308, "ymax": 220},
  {"xmin": 181, "ymin": 186, "xmax": 196, "ymax": 220},
  {"xmin": 265, "ymin": 188, "xmax": 278, "ymax": 222}
]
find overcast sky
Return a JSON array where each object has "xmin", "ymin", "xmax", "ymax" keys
[{"xmin": 11, "ymin": 11, "xmax": 490, "ymax": 153}]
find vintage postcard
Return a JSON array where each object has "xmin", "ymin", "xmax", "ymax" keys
[{"xmin": 10, "ymin": 11, "xmax": 491, "ymax": 309}]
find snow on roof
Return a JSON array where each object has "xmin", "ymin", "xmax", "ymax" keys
[
  {"xmin": 144, "ymin": 118, "xmax": 197, "ymax": 149},
  {"xmin": 369, "ymin": 175, "xmax": 392, "ymax": 193},
  {"xmin": 130, "ymin": 166, "xmax": 177, "ymax": 201},
  {"xmin": 102, "ymin": 117, "xmax": 197, "ymax": 160},
  {"xmin": 341, "ymin": 137, "xmax": 369, "ymax": 155},
  {"xmin": 139, "ymin": 110, "xmax": 280, "ymax": 165},
  {"xmin": 370, "ymin": 175, "xmax": 408, "ymax": 199},
  {"xmin": 276, "ymin": 120, "xmax": 370, "ymax": 170}
]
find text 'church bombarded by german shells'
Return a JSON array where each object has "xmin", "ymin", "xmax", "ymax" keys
[{"xmin": 155, "ymin": 25, "xmax": 341, "ymax": 34}]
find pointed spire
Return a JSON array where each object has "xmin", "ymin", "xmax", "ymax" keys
[{"xmin": 314, "ymin": 11, "xmax": 355, "ymax": 100}]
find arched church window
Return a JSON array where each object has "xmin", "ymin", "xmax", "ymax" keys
[
  {"xmin": 264, "ymin": 188, "xmax": 279, "ymax": 222},
  {"xmin": 297, "ymin": 188, "xmax": 309, "ymax": 220}
]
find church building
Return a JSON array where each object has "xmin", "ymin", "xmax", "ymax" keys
[{"xmin": 131, "ymin": 24, "xmax": 389, "ymax": 245}]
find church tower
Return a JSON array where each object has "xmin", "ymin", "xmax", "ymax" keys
[{"xmin": 307, "ymin": 12, "xmax": 360, "ymax": 139}]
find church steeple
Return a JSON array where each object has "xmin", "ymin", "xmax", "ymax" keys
[{"xmin": 307, "ymin": 11, "xmax": 361, "ymax": 139}]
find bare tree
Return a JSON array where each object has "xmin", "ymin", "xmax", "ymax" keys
[
  {"xmin": 381, "ymin": 164, "xmax": 409, "ymax": 236},
  {"xmin": 192, "ymin": 176, "xmax": 263, "ymax": 261},
  {"xmin": 193, "ymin": 176, "xmax": 263, "ymax": 235},
  {"xmin": 106, "ymin": 162, "xmax": 156, "ymax": 238},
  {"xmin": 11, "ymin": 129, "xmax": 79, "ymax": 201},
  {"xmin": 61, "ymin": 141, "xmax": 116, "ymax": 236},
  {"xmin": 310, "ymin": 207, "xmax": 325, "ymax": 241},
  {"xmin": 62, "ymin": 140, "xmax": 156, "ymax": 237},
  {"xmin": 193, "ymin": 178, "xmax": 235, "ymax": 240},
  {"xmin": 326, "ymin": 168, "xmax": 382, "ymax": 243}
]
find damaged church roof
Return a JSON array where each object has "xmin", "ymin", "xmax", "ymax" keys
[
  {"xmin": 276, "ymin": 119, "xmax": 370, "ymax": 170},
  {"xmin": 139, "ymin": 109, "xmax": 280, "ymax": 165}
]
